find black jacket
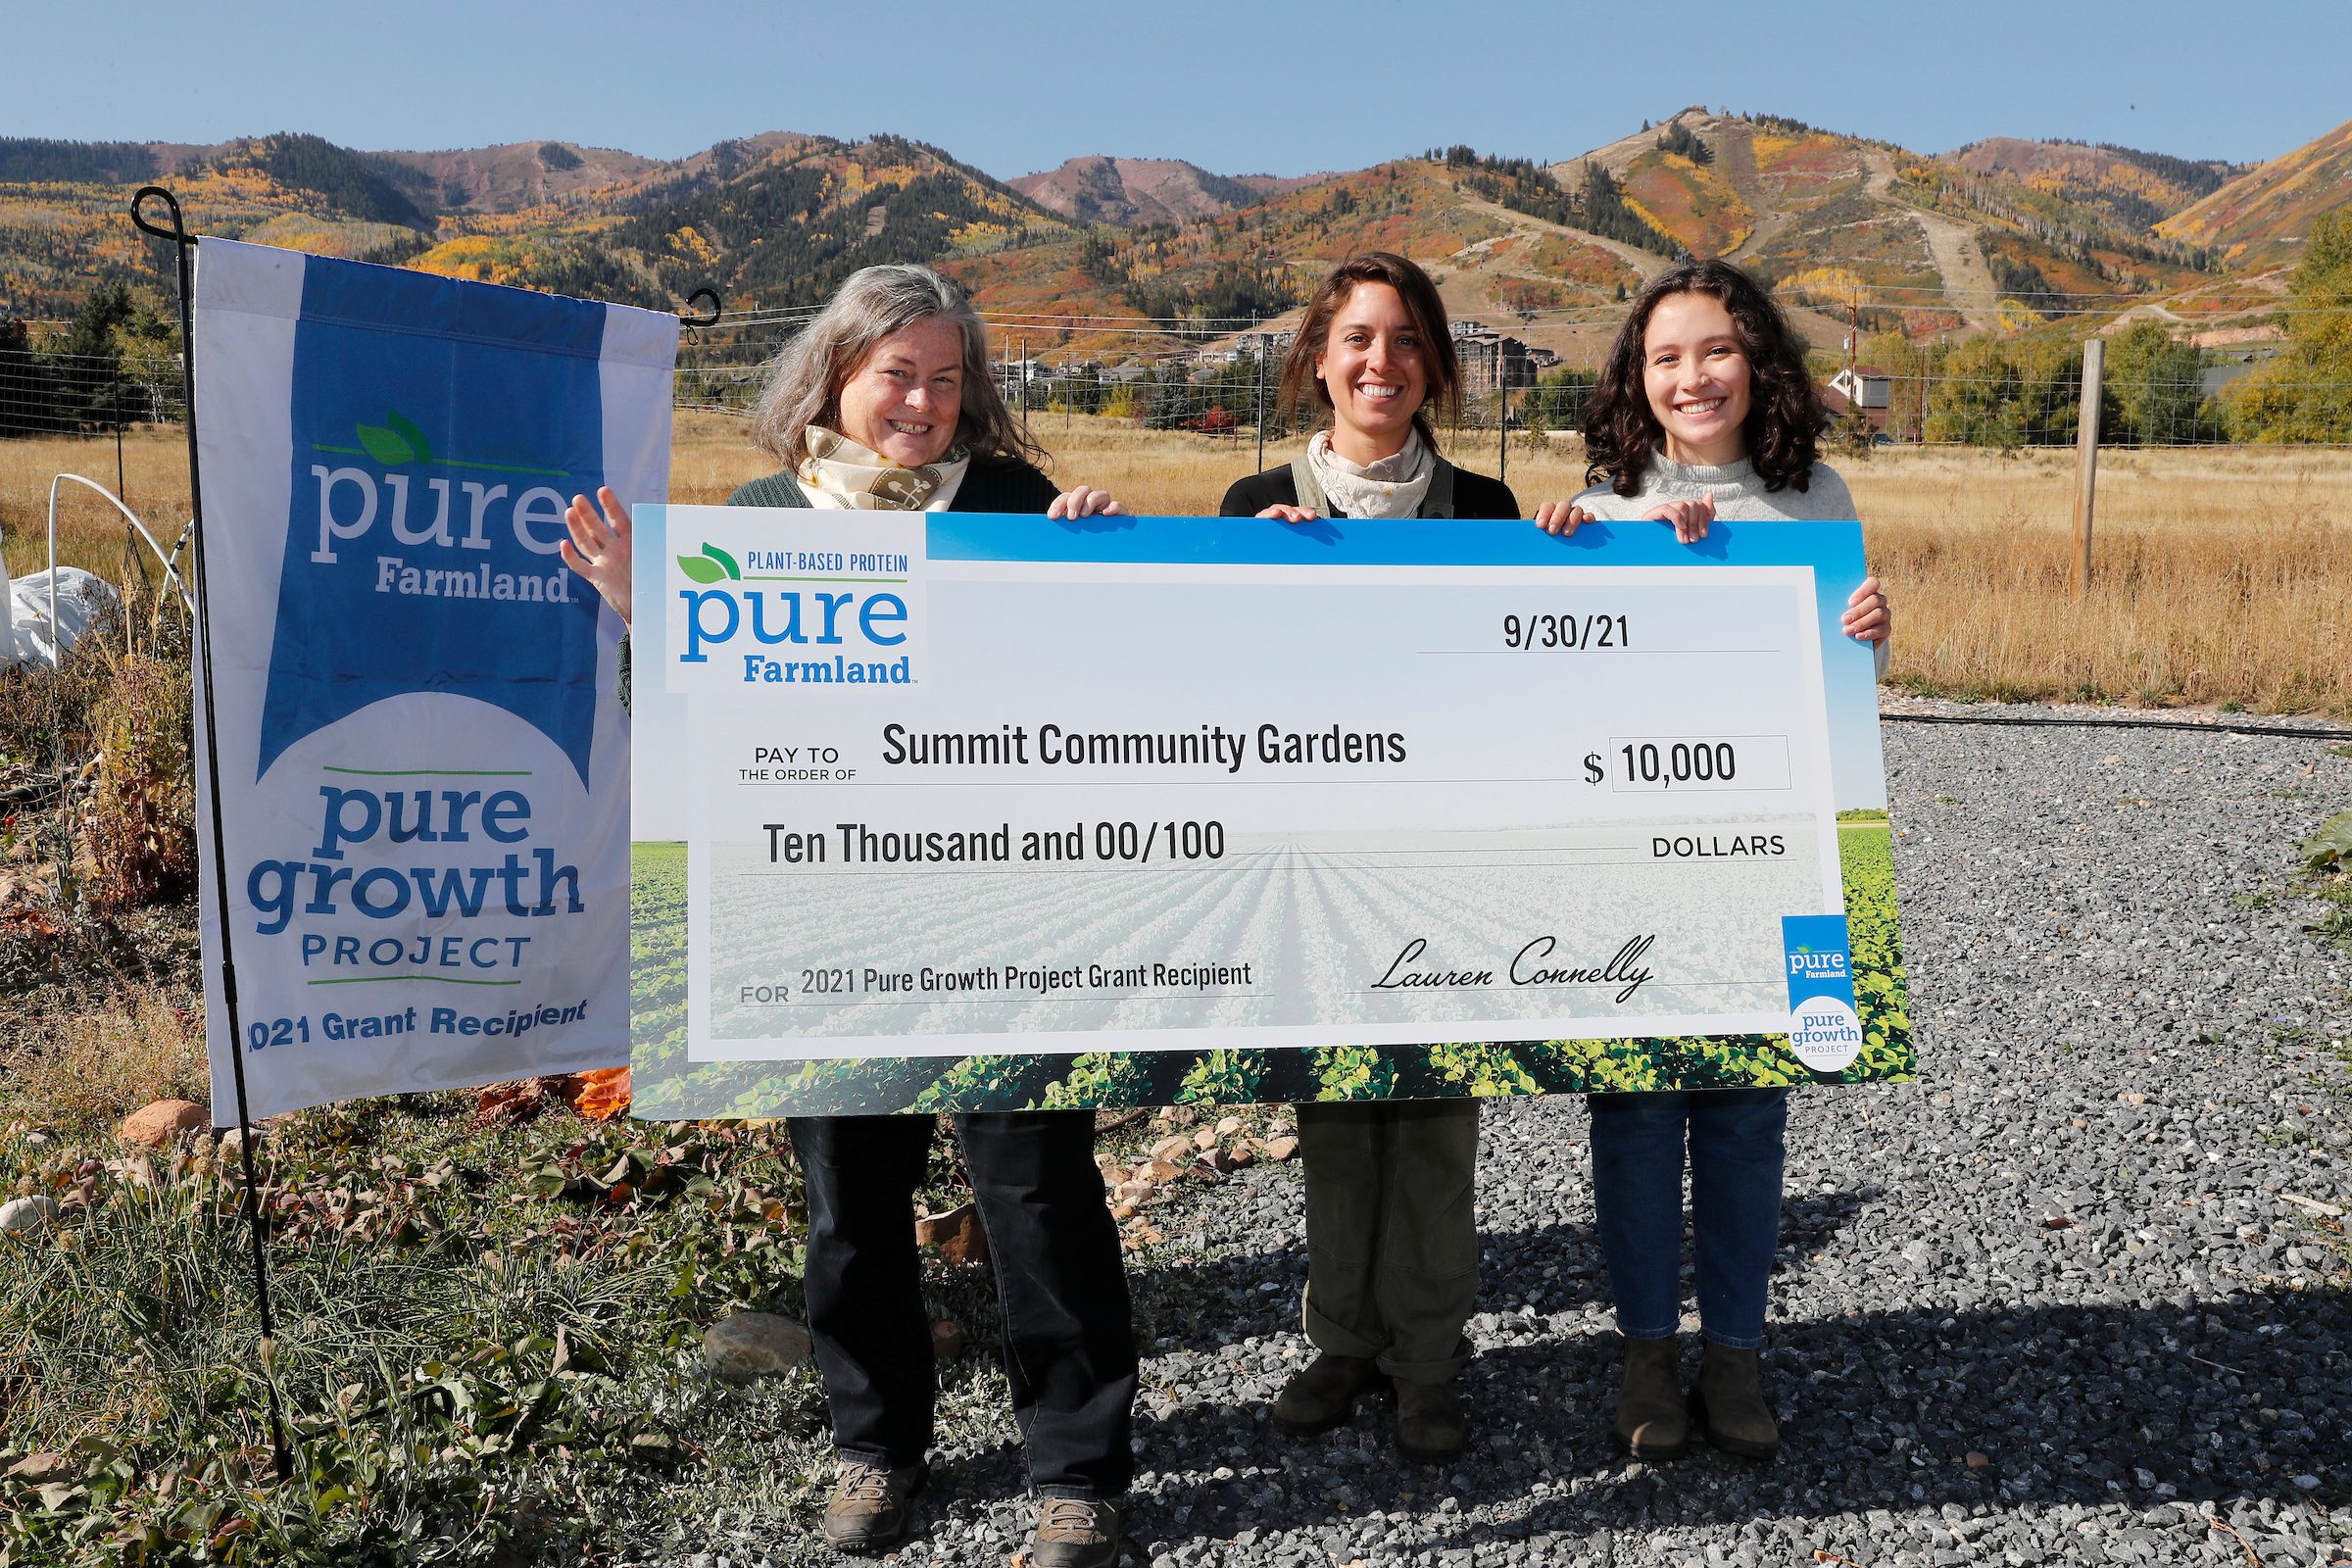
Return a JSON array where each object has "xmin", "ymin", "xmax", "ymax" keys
[
  {"xmin": 1219, "ymin": 461, "xmax": 1521, "ymax": 520},
  {"xmin": 727, "ymin": 455, "xmax": 1059, "ymax": 513}
]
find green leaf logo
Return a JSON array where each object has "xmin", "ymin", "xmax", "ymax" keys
[
  {"xmin": 354, "ymin": 411, "xmax": 434, "ymax": 466},
  {"xmin": 675, "ymin": 543, "xmax": 741, "ymax": 584},
  {"xmin": 356, "ymin": 422, "xmax": 416, "ymax": 465},
  {"xmin": 385, "ymin": 410, "xmax": 433, "ymax": 466}
]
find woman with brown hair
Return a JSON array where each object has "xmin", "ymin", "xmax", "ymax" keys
[
  {"xmin": 1540, "ymin": 257, "xmax": 1889, "ymax": 1465},
  {"xmin": 1220, "ymin": 251, "xmax": 1579, "ymax": 1465},
  {"xmin": 563, "ymin": 265, "xmax": 1133, "ymax": 1568}
]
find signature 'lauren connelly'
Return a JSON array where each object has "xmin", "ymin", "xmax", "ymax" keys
[{"xmin": 1370, "ymin": 935, "xmax": 1657, "ymax": 1004}]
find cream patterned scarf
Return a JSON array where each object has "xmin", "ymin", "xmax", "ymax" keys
[
  {"xmin": 1303, "ymin": 428, "xmax": 1433, "ymax": 519},
  {"xmin": 796, "ymin": 427, "xmax": 971, "ymax": 512}
]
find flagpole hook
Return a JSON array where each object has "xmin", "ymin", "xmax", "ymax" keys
[
  {"xmin": 130, "ymin": 185, "xmax": 192, "ymax": 246},
  {"xmin": 680, "ymin": 286, "xmax": 721, "ymax": 330}
]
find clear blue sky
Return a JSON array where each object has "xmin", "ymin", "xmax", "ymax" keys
[{"xmin": 14, "ymin": 0, "xmax": 2341, "ymax": 175}]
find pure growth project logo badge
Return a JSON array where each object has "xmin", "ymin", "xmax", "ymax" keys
[
  {"xmin": 669, "ymin": 525, "xmax": 920, "ymax": 690},
  {"xmin": 1780, "ymin": 913, "xmax": 1862, "ymax": 1073}
]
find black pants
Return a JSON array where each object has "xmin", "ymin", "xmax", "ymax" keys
[{"xmin": 787, "ymin": 1110, "xmax": 1137, "ymax": 1499}]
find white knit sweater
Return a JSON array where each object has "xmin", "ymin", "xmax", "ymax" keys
[
  {"xmin": 1570, "ymin": 452, "xmax": 1858, "ymax": 522},
  {"xmin": 1573, "ymin": 452, "xmax": 1885, "ymax": 673}
]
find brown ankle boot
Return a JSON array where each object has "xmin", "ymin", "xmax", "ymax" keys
[
  {"xmin": 1690, "ymin": 1342, "xmax": 1779, "ymax": 1461},
  {"xmin": 1272, "ymin": 1351, "xmax": 1383, "ymax": 1436},
  {"xmin": 1612, "ymin": 1335, "xmax": 1688, "ymax": 1460},
  {"xmin": 820, "ymin": 1457, "xmax": 927, "ymax": 1553},
  {"xmin": 1393, "ymin": 1377, "xmax": 1467, "ymax": 1465},
  {"xmin": 1030, "ymin": 1495, "xmax": 1123, "ymax": 1568}
]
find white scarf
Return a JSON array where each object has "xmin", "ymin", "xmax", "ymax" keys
[
  {"xmin": 796, "ymin": 427, "xmax": 971, "ymax": 512},
  {"xmin": 1304, "ymin": 428, "xmax": 1433, "ymax": 519}
]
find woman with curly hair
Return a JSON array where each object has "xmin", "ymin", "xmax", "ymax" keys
[{"xmin": 1539, "ymin": 258, "xmax": 1889, "ymax": 1464}]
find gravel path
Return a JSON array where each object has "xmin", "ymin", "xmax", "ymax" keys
[{"xmin": 777, "ymin": 710, "xmax": 2352, "ymax": 1567}]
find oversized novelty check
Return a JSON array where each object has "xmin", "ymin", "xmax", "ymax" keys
[{"xmin": 628, "ymin": 507, "xmax": 1909, "ymax": 1117}]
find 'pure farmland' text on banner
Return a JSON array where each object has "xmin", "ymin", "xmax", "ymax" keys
[
  {"xmin": 192, "ymin": 239, "xmax": 678, "ymax": 1120},
  {"xmin": 629, "ymin": 507, "xmax": 1911, "ymax": 1117}
]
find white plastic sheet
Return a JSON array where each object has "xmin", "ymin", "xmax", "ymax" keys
[{"xmin": 0, "ymin": 564, "xmax": 119, "ymax": 667}]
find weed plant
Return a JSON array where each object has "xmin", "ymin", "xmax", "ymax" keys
[{"xmin": 0, "ymin": 1099, "xmax": 1021, "ymax": 1565}]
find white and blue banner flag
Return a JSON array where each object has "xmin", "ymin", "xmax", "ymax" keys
[{"xmin": 192, "ymin": 239, "xmax": 678, "ymax": 1119}]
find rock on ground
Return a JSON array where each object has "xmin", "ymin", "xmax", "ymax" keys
[
  {"xmin": 917, "ymin": 1201, "xmax": 992, "ymax": 1267},
  {"xmin": 0, "ymin": 1195, "xmax": 61, "ymax": 1235},
  {"xmin": 703, "ymin": 1312, "xmax": 813, "ymax": 1383},
  {"xmin": 117, "ymin": 1099, "xmax": 210, "ymax": 1149}
]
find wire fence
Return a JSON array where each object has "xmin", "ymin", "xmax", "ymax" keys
[
  {"xmin": 6, "ymin": 312, "xmax": 2348, "ymax": 453},
  {"xmin": 643, "ymin": 300, "xmax": 2352, "ymax": 452},
  {"xmin": 0, "ymin": 348, "xmax": 180, "ymax": 439}
]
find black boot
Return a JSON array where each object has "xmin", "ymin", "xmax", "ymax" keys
[
  {"xmin": 1690, "ymin": 1342, "xmax": 1779, "ymax": 1461},
  {"xmin": 1612, "ymin": 1335, "xmax": 1688, "ymax": 1460},
  {"xmin": 1394, "ymin": 1377, "xmax": 1467, "ymax": 1464},
  {"xmin": 1272, "ymin": 1351, "xmax": 1385, "ymax": 1436}
]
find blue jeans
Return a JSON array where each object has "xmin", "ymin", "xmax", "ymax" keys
[{"xmin": 1589, "ymin": 1088, "xmax": 1788, "ymax": 1349}]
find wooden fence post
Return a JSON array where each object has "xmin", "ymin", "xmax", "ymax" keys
[{"xmin": 2073, "ymin": 337, "xmax": 2104, "ymax": 600}]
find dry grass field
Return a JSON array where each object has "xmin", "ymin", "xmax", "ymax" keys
[{"xmin": 6, "ymin": 416, "xmax": 2348, "ymax": 715}]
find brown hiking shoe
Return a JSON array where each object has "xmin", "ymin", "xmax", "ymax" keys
[
  {"xmin": 820, "ymin": 1457, "xmax": 926, "ymax": 1553},
  {"xmin": 1690, "ymin": 1342, "xmax": 1780, "ymax": 1461},
  {"xmin": 1612, "ymin": 1335, "xmax": 1689, "ymax": 1460},
  {"xmin": 1272, "ymin": 1351, "xmax": 1384, "ymax": 1436},
  {"xmin": 1393, "ymin": 1377, "xmax": 1467, "ymax": 1464},
  {"xmin": 1030, "ymin": 1495, "xmax": 1123, "ymax": 1568}
]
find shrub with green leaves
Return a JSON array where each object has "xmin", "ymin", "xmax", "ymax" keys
[{"xmin": 2300, "ymin": 811, "xmax": 2352, "ymax": 873}]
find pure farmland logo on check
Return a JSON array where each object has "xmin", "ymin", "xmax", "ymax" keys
[
  {"xmin": 666, "ymin": 514, "xmax": 926, "ymax": 692},
  {"xmin": 1780, "ymin": 913, "xmax": 1862, "ymax": 1073}
]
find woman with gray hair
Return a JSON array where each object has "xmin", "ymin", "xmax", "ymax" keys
[
  {"xmin": 564, "ymin": 263, "xmax": 1120, "ymax": 618},
  {"xmin": 564, "ymin": 264, "xmax": 1134, "ymax": 1568}
]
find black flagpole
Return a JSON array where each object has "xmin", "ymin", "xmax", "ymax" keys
[{"xmin": 129, "ymin": 185, "xmax": 292, "ymax": 1483}]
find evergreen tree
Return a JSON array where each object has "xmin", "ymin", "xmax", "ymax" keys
[
  {"xmin": 52, "ymin": 282, "xmax": 138, "ymax": 429},
  {"xmin": 1655, "ymin": 122, "xmax": 1714, "ymax": 166},
  {"xmin": 0, "ymin": 318, "xmax": 57, "ymax": 438}
]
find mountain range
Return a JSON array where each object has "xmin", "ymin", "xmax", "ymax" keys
[{"xmin": 0, "ymin": 108, "xmax": 2341, "ymax": 361}]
